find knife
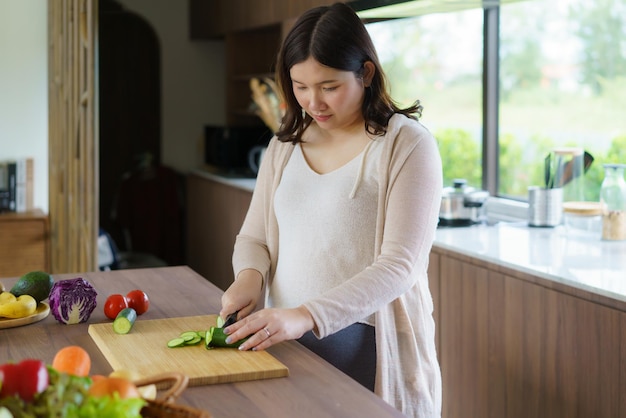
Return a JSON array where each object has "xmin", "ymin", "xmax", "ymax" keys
[{"xmin": 222, "ymin": 310, "xmax": 239, "ymax": 328}]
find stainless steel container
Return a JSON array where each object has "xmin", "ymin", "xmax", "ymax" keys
[
  {"xmin": 439, "ymin": 179, "xmax": 489, "ymax": 227},
  {"xmin": 528, "ymin": 186, "xmax": 563, "ymax": 227}
]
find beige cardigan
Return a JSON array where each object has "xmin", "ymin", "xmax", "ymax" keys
[{"xmin": 233, "ymin": 114, "xmax": 443, "ymax": 417}]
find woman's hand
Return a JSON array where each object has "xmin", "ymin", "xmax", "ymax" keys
[
  {"xmin": 219, "ymin": 269, "xmax": 264, "ymax": 323},
  {"xmin": 224, "ymin": 306, "xmax": 315, "ymax": 351}
]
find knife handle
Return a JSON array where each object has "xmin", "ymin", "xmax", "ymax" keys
[{"xmin": 223, "ymin": 310, "xmax": 239, "ymax": 328}]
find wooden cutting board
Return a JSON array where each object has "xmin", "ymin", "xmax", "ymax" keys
[{"xmin": 88, "ymin": 315, "xmax": 288, "ymax": 386}]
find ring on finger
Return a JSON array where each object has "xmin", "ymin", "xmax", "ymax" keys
[{"xmin": 263, "ymin": 327, "xmax": 271, "ymax": 338}]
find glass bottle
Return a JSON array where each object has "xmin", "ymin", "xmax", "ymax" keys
[{"xmin": 600, "ymin": 163, "xmax": 626, "ymax": 241}]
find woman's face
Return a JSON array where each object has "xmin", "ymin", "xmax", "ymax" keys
[{"xmin": 290, "ymin": 57, "xmax": 367, "ymax": 132}]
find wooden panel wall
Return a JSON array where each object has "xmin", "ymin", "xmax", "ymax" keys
[{"xmin": 48, "ymin": 0, "xmax": 98, "ymax": 274}]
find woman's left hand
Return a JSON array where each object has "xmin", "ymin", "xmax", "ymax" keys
[{"xmin": 223, "ymin": 306, "xmax": 315, "ymax": 351}]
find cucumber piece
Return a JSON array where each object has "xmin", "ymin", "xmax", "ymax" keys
[
  {"xmin": 216, "ymin": 316, "xmax": 225, "ymax": 328},
  {"xmin": 167, "ymin": 337, "xmax": 187, "ymax": 348},
  {"xmin": 205, "ymin": 326, "xmax": 248, "ymax": 349},
  {"xmin": 204, "ymin": 327, "xmax": 214, "ymax": 350},
  {"xmin": 113, "ymin": 307, "xmax": 137, "ymax": 334},
  {"xmin": 179, "ymin": 331, "xmax": 198, "ymax": 342},
  {"xmin": 186, "ymin": 335, "xmax": 202, "ymax": 345}
]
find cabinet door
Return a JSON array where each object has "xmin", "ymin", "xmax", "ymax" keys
[
  {"xmin": 438, "ymin": 252, "xmax": 624, "ymax": 418},
  {"xmin": 489, "ymin": 272, "xmax": 621, "ymax": 418},
  {"xmin": 186, "ymin": 174, "xmax": 252, "ymax": 290},
  {"xmin": 0, "ymin": 212, "xmax": 49, "ymax": 278},
  {"xmin": 439, "ymin": 255, "xmax": 490, "ymax": 418}
]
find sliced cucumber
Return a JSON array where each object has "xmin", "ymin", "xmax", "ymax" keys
[
  {"xmin": 167, "ymin": 327, "xmax": 248, "ymax": 349},
  {"xmin": 113, "ymin": 307, "xmax": 137, "ymax": 334},
  {"xmin": 167, "ymin": 337, "xmax": 187, "ymax": 348},
  {"xmin": 180, "ymin": 331, "xmax": 198, "ymax": 341},
  {"xmin": 190, "ymin": 335, "xmax": 203, "ymax": 345},
  {"xmin": 166, "ymin": 330, "xmax": 204, "ymax": 348},
  {"xmin": 204, "ymin": 327, "xmax": 215, "ymax": 350}
]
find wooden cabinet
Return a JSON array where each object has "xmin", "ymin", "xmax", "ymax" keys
[
  {"xmin": 189, "ymin": 0, "xmax": 338, "ymax": 128},
  {"xmin": 186, "ymin": 173, "xmax": 252, "ymax": 291},
  {"xmin": 189, "ymin": 0, "xmax": 338, "ymax": 38},
  {"xmin": 432, "ymin": 248, "xmax": 625, "ymax": 418},
  {"xmin": 0, "ymin": 209, "xmax": 50, "ymax": 278}
]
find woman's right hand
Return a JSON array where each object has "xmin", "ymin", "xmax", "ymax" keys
[{"xmin": 219, "ymin": 269, "xmax": 264, "ymax": 323}]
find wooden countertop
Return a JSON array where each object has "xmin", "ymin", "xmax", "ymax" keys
[{"xmin": 0, "ymin": 266, "xmax": 404, "ymax": 418}]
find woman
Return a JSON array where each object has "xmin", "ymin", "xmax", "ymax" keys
[{"xmin": 219, "ymin": 3, "xmax": 442, "ymax": 416}]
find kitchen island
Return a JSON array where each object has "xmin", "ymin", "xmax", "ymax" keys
[{"xmin": 0, "ymin": 266, "xmax": 404, "ymax": 418}]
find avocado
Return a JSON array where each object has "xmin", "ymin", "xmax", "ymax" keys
[{"xmin": 10, "ymin": 271, "xmax": 54, "ymax": 304}]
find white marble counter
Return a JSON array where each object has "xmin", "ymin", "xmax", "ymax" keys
[{"xmin": 434, "ymin": 221, "xmax": 626, "ymax": 303}]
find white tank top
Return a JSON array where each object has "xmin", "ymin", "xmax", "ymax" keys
[{"xmin": 271, "ymin": 139, "xmax": 383, "ymax": 325}]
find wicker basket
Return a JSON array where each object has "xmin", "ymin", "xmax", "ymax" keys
[{"xmin": 135, "ymin": 372, "xmax": 211, "ymax": 418}]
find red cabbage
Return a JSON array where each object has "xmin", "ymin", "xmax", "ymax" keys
[{"xmin": 49, "ymin": 277, "xmax": 98, "ymax": 324}]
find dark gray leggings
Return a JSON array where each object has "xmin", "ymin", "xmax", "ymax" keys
[{"xmin": 297, "ymin": 323, "xmax": 376, "ymax": 391}]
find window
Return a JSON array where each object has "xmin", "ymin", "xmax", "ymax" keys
[
  {"xmin": 367, "ymin": 10, "xmax": 484, "ymax": 190},
  {"xmin": 363, "ymin": 0, "xmax": 626, "ymax": 203},
  {"xmin": 499, "ymin": 0, "xmax": 626, "ymax": 201}
]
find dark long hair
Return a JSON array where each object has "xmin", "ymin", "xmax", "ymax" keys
[{"xmin": 274, "ymin": 2, "xmax": 422, "ymax": 144}]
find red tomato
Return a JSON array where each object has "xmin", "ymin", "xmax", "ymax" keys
[
  {"xmin": 104, "ymin": 294, "xmax": 128, "ymax": 319},
  {"xmin": 126, "ymin": 290, "xmax": 150, "ymax": 315}
]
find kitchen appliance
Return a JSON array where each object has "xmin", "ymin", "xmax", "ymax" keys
[
  {"xmin": 439, "ymin": 179, "xmax": 489, "ymax": 227},
  {"xmin": 204, "ymin": 125, "xmax": 273, "ymax": 177},
  {"xmin": 88, "ymin": 314, "xmax": 289, "ymax": 386}
]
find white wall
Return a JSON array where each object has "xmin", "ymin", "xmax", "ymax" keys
[
  {"xmin": 0, "ymin": 0, "xmax": 48, "ymax": 213},
  {"xmin": 0, "ymin": 0, "xmax": 226, "ymax": 215}
]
